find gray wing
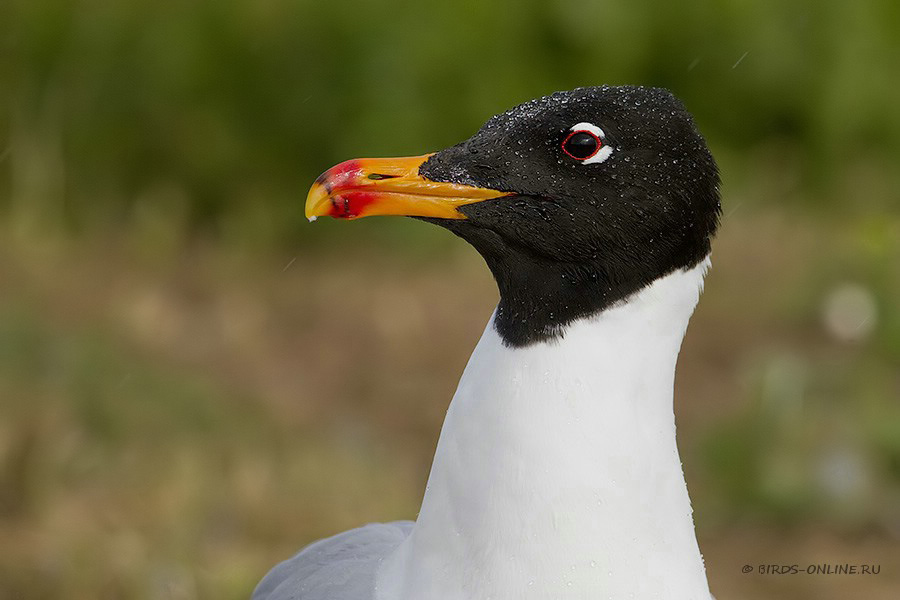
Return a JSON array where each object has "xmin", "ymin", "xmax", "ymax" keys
[{"xmin": 252, "ymin": 521, "xmax": 414, "ymax": 600}]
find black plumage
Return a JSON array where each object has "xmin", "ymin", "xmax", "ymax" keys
[{"xmin": 418, "ymin": 85, "xmax": 720, "ymax": 346}]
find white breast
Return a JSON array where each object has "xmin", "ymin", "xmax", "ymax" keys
[{"xmin": 375, "ymin": 257, "xmax": 713, "ymax": 600}]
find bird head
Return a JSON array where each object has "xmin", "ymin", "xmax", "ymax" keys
[{"xmin": 307, "ymin": 86, "xmax": 720, "ymax": 346}]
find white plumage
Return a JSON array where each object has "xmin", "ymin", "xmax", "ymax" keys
[{"xmin": 254, "ymin": 258, "xmax": 713, "ymax": 600}]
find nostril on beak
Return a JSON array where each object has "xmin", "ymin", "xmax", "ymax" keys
[{"xmin": 367, "ymin": 173, "xmax": 398, "ymax": 180}]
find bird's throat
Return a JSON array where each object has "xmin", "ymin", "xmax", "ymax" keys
[
  {"xmin": 375, "ymin": 258, "xmax": 713, "ymax": 600},
  {"xmin": 433, "ymin": 211, "xmax": 713, "ymax": 348}
]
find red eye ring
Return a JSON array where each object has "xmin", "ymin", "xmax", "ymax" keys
[{"xmin": 561, "ymin": 130, "xmax": 602, "ymax": 161}]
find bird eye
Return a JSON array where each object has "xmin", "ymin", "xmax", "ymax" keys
[
  {"xmin": 562, "ymin": 130, "xmax": 601, "ymax": 160},
  {"xmin": 561, "ymin": 122, "xmax": 614, "ymax": 164}
]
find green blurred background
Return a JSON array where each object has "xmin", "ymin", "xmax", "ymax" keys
[{"xmin": 1, "ymin": 0, "xmax": 899, "ymax": 598}]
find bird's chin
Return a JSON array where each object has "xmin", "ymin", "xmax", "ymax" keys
[
  {"xmin": 411, "ymin": 212, "xmax": 505, "ymax": 248},
  {"xmin": 411, "ymin": 207, "xmax": 500, "ymax": 235}
]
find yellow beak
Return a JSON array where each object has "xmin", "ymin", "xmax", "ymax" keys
[{"xmin": 305, "ymin": 154, "xmax": 509, "ymax": 220}]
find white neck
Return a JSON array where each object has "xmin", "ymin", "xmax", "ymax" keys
[{"xmin": 376, "ymin": 258, "xmax": 713, "ymax": 600}]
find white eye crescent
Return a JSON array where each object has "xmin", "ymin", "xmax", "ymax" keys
[{"xmin": 563, "ymin": 122, "xmax": 614, "ymax": 164}]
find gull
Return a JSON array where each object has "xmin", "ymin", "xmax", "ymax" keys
[{"xmin": 254, "ymin": 85, "xmax": 721, "ymax": 600}]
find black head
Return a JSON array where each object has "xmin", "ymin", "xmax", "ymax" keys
[
  {"xmin": 306, "ymin": 85, "xmax": 721, "ymax": 347},
  {"xmin": 415, "ymin": 85, "xmax": 721, "ymax": 347}
]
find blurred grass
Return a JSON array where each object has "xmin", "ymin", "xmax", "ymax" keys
[
  {"xmin": 1, "ymin": 206, "xmax": 899, "ymax": 599},
  {"xmin": 2, "ymin": 0, "xmax": 900, "ymax": 599},
  {"xmin": 3, "ymin": 0, "xmax": 900, "ymax": 241}
]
